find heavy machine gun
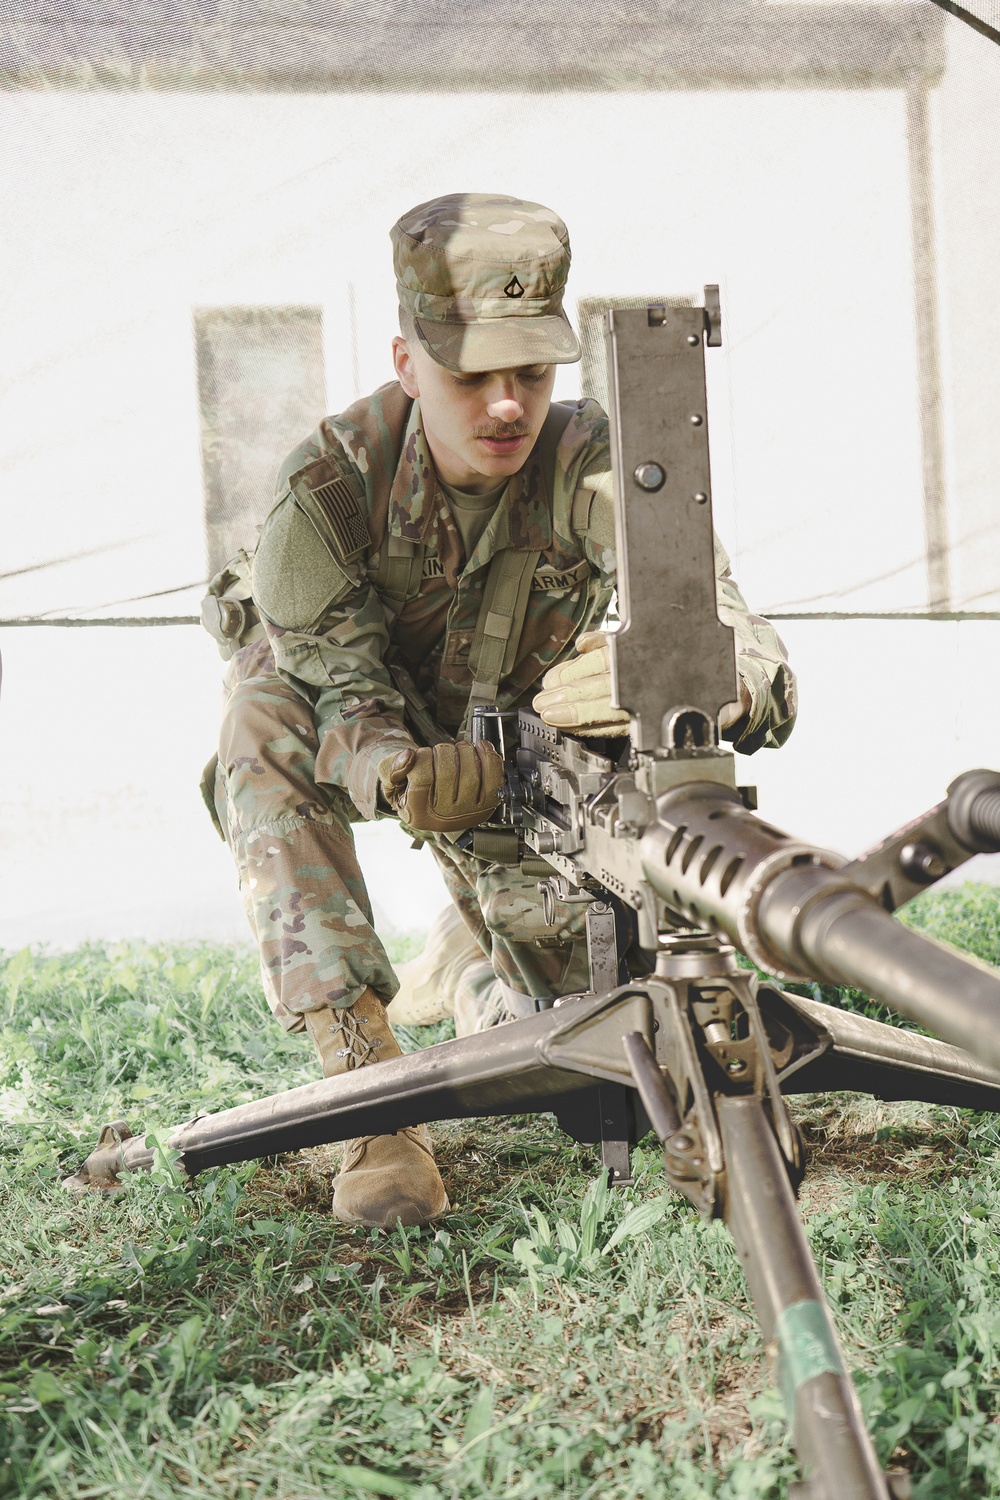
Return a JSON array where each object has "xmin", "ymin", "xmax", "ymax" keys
[{"xmin": 67, "ymin": 294, "xmax": 1000, "ymax": 1499}]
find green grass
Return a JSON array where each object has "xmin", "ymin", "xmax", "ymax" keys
[{"xmin": 2, "ymin": 888, "xmax": 1000, "ymax": 1497}]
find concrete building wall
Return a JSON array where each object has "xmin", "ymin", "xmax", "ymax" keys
[
  {"xmin": 1, "ymin": 87, "xmax": 938, "ymax": 617},
  {"xmin": 937, "ymin": 17, "xmax": 1000, "ymax": 611}
]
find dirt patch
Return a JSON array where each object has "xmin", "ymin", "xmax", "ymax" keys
[{"xmin": 803, "ymin": 1134, "xmax": 956, "ymax": 1183}]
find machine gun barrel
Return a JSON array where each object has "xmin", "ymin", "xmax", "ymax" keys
[
  {"xmin": 789, "ymin": 886, "xmax": 1000, "ymax": 1060},
  {"xmin": 638, "ymin": 776, "xmax": 1000, "ymax": 1071}
]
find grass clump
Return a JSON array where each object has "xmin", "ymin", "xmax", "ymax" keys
[{"xmin": 1, "ymin": 887, "xmax": 1000, "ymax": 1496}]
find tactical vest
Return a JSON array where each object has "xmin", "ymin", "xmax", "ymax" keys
[{"xmin": 202, "ymin": 400, "xmax": 581, "ymax": 743}]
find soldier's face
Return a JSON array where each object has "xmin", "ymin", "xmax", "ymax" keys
[{"xmin": 393, "ymin": 335, "xmax": 556, "ymax": 492}]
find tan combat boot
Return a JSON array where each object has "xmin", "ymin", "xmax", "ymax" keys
[
  {"xmin": 387, "ymin": 904, "xmax": 507, "ymax": 1035},
  {"xmin": 387, "ymin": 905, "xmax": 481, "ymax": 1028},
  {"xmin": 304, "ymin": 987, "xmax": 449, "ymax": 1229}
]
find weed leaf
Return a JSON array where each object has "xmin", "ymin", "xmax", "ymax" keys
[
  {"xmin": 602, "ymin": 1197, "xmax": 667, "ymax": 1254},
  {"xmin": 328, "ymin": 1464, "xmax": 415, "ymax": 1496}
]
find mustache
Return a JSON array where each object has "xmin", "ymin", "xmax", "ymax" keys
[{"xmin": 471, "ymin": 422, "xmax": 531, "ymax": 440}]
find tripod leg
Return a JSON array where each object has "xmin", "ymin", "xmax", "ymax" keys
[
  {"xmin": 596, "ymin": 1081, "xmax": 635, "ymax": 1185},
  {"xmin": 718, "ymin": 1095, "xmax": 890, "ymax": 1500}
]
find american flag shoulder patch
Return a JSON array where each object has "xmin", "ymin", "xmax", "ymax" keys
[{"xmin": 290, "ymin": 456, "xmax": 371, "ymax": 564}]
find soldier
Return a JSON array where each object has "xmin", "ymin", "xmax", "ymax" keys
[{"xmin": 202, "ymin": 192, "xmax": 797, "ymax": 1231}]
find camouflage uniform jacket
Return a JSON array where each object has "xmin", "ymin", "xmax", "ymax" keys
[{"xmin": 250, "ymin": 380, "xmax": 796, "ymax": 821}]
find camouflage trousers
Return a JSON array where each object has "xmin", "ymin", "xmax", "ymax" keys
[{"xmin": 212, "ymin": 640, "xmax": 591, "ymax": 1030}]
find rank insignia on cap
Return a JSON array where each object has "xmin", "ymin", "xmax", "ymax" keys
[{"xmin": 391, "ymin": 193, "xmax": 582, "ymax": 371}]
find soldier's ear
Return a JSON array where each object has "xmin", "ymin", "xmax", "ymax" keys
[{"xmin": 393, "ymin": 335, "xmax": 420, "ymax": 398}]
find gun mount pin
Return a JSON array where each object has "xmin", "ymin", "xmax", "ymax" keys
[
  {"xmin": 899, "ymin": 840, "xmax": 948, "ymax": 883},
  {"xmin": 634, "ymin": 462, "xmax": 665, "ymax": 491}
]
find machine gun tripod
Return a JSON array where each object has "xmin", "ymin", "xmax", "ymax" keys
[
  {"xmin": 64, "ymin": 830, "xmax": 1000, "ymax": 1500},
  {"xmin": 67, "ymin": 296, "xmax": 1000, "ymax": 1499}
]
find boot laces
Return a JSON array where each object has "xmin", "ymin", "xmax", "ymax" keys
[
  {"xmin": 327, "ymin": 1007, "xmax": 383, "ymax": 1069},
  {"xmin": 342, "ymin": 1126, "xmax": 432, "ymax": 1168}
]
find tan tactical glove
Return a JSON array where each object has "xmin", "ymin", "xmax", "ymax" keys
[
  {"xmin": 534, "ymin": 630, "xmax": 751, "ymax": 738},
  {"xmin": 719, "ymin": 680, "xmax": 752, "ymax": 734},
  {"xmin": 378, "ymin": 741, "xmax": 505, "ymax": 833},
  {"xmin": 531, "ymin": 631, "xmax": 630, "ymax": 737}
]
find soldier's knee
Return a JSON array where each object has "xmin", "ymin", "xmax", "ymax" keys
[
  {"xmin": 219, "ymin": 680, "xmax": 341, "ymax": 835},
  {"xmin": 221, "ymin": 676, "xmax": 317, "ymax": 765},
  {"xmin": 478, "ymin": 879, "xmax": 555, "ymax": 944},
  {"xmin": 478, "ymin": 866, "xmax": 594, "ymax": 948}
]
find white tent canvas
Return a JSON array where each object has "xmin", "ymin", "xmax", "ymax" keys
[{"xmin": 2, "ymin": 1, "xmax": 999, "ymax": 947}]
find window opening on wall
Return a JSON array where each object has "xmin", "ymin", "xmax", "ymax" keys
[{"xmin": 194, "ymin": 306, "xmax": 326, "ymax": 577}]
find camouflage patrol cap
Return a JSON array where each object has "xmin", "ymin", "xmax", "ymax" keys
[{"xmin": 392, "ymin": 192, "xmax": 582, "ymax": 373}]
